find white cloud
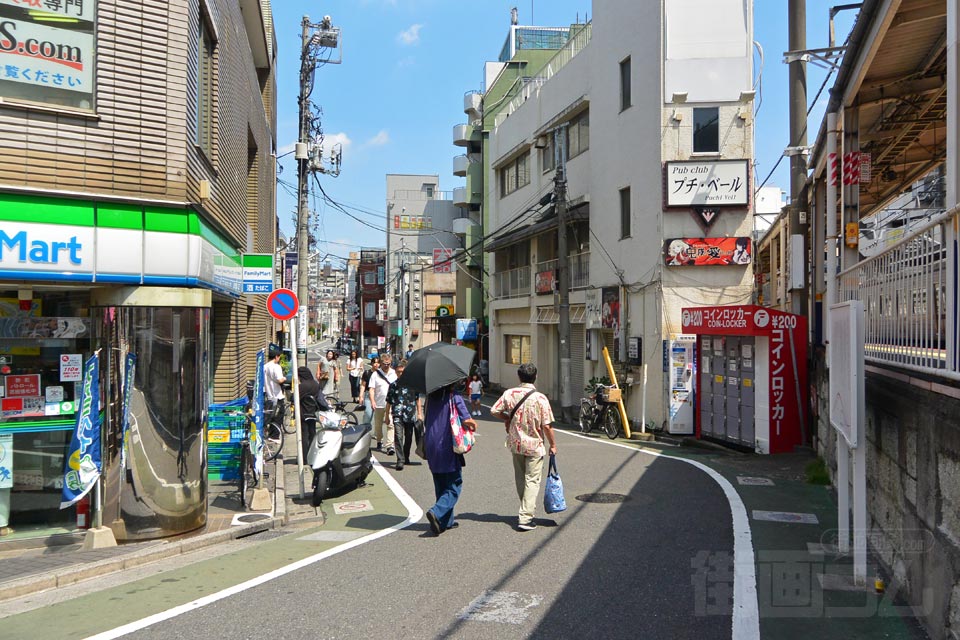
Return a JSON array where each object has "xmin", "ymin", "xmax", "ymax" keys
[
  {"xmin": 397, "ymin": 24, "xmax": 423, "ymax": 46},
  {"xmin": 323, "ymin": 132, "xmax": 353, "ymax": 154},
  {"xmin": 363, "ymin": 130, "xmax": 390, "ymax": 148}
]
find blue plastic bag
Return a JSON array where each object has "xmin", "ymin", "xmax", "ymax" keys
[{"xmin": 543, "ymin": 454, "xmax": 566, "ymax": 514}]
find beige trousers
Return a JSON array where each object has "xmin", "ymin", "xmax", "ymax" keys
[
  {"xmin": 512, "ymin": 453, "xmax": 545, "ymax": 525},
  {"xmin": 373, "ymin": 407, "xmax": 394, "ymax": 449}
]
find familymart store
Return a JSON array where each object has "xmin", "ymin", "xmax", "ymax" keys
[{"xmin": 0, "ymin": 193, "xmax": 245, "ymax": 543}]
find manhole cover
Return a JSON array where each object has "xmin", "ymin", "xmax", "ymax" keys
[
  {"xmin": 575, "ymin": 493, "xmax": 630, "ymax": 504},
  {"xmin": 234, "ymin": 513, "xmax": 271, "ymax": 524}
]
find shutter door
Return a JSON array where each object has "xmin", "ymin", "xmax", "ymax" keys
[{"xmin": 570, "ymin": 325, "xmax": 585, "ymax": 398}]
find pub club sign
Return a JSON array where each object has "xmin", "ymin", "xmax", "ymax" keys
[{"xmin": 665, "ymin": 160, "xmax": 749, "ymax": 230}]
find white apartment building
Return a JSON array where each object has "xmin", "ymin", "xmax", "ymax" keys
[{"xmin": 484, "ymin": 0, "xmax": 755, "ymax": 428}]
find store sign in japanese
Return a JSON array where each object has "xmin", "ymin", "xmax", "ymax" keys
[
  {"xmin": 663, "ymin": 237, "xmax": 752, "ymax": 266},
  {"xmin": 665, "ymin": 160, "xmax": 749, "ymax": 207},
  {"xmin": 60, "ymin": 353, "xmax": 82, "ymax": 381},
  {"xmin": 5, "ymin": 373, "xmax": 39, "ymax": 397},
  {"xmin": 0, "ymin": 0, "xmax": 97, "ymax": 109},
  {"xmin": 433, "ymin": 248, "xmax": 454, "ymax": 274}
]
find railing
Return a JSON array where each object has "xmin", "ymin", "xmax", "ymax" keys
[
  {"xmin": 493, "ymin": 266, "xmax": 531, "ymax": 299},
  {"xmin": 838, "ymin": 205, "xmax": 957, "ymax": 378},
  {"xmin": 533, "ymin": 251, "xmax": 590, "ymax": 290},
  {"xmin": 494, "ymin": 23, "xmax": 592, "ymax": 128},
  {"xmin": 390, "ymin": 189, "xmax": 452, "ymax": 201}
]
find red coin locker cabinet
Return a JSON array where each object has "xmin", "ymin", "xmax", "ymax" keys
[{"xmin": 680, "ymin": 305, "xmax": 807, "ymax": 454}]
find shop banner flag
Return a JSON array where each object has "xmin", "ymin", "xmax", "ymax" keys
[
  {"xmin": 0, "ymin": 433, "xmax": 12, "ymax": 489},
  {"xmin": 253, "ymin": 349, "xmax": 265, "ymax": 476},
  {"xmin": 60, "ymin": 352, "xmax": 101, "ymax": 509},
  {"xmin": 119, "ymin": 352, "xmax": 137, "ymax": 471}
]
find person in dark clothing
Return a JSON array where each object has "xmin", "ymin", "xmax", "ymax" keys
[
  {"xmin": 297, "ymin": 366, "xmax": 328, "ymax": 462},
  {"xmin": 385, "ymin": 359, "xmax": 423, "ymax": 470},
  {"xmin": 422, "ymin": 382, "xmax": 476, "ymax": 535}
]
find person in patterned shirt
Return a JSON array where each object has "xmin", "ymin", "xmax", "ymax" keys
[
  {"xmin": 385, "ymin": 359, "xmax": 423, "ymax": 471},
  {"xmin": 490, "ymin": 363, "xmax": 557, "ymax": 531}
]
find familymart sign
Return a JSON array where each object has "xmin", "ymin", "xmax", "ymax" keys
[{"xmin": 0, "ymin": 194, "xmax": 245, "ymax": 296}]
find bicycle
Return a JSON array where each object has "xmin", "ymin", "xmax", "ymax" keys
[
  {"xmin": 328, "ymin": 398, "xmax": 359, "ymax": 426},
  {"xmin": 271, "ymin": 397, "xmax": 297, "ymax": 435},
  {"xmin": 260, "ymin": 401, "xmax": 285, "ymax": 461},
  {"xmin": 238, "ymin": 406, "xmax": 260, "ymax": 508},
  {"xmin": 578, "ymin": 384, "xmax": 623, "ymax": 439}
]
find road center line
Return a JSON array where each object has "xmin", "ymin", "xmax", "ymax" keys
[
  {"xmin": 84, "ymin": 458, "xmax": 423, "ymax": 640},
  {"xmin": 556, "ymin": 430, "xmax": 760, "ymax": 640}
]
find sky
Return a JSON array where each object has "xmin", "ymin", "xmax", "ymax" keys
[{"xmin": 269, "ymin": 1, "xmax": 856, "ymax": 266}]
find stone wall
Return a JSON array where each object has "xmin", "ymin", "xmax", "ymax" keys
[{"xmin": 813, "ymin": 353, "xmax": 960, "ymax": 639}]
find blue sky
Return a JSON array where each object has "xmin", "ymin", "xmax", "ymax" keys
[{"xmin": 270, "ymin": 1, "xmax": 855, "ymax": 264}]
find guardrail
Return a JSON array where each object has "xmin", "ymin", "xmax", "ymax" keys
[{"xmin": 838, "ymin": 205, "xmax": 958, "ymax": 379}]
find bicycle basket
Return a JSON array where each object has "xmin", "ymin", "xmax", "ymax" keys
[{"xmin": 599, "ymin": 387, "xmax": 622, "ymax": 403}]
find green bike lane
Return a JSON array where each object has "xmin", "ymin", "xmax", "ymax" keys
[{"xmin": 0, "ymin": 462, "xmax": 416, "ymax": 640}]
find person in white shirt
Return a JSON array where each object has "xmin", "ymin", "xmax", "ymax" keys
[
  {"xmin": 263, "ymin": 348, "xmax": 287, "ymax": 424},
  {"xmin": 368, "ymin": 353, "xmax": 398, "ymax": 454},
  {"xmin": 468, "ymin": 373, "xmax": 483, "ymax": 416},
  {"xmin": 347, "ymin": 350, "xmax": 364, "ymax": 403}
]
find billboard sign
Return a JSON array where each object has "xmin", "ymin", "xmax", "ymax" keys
[{"xmin": 664, "ymin": 237, "xmax": 752, "ymax": 266}]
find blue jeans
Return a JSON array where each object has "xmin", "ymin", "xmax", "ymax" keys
[
  {"xmin": 363, "ymin": 398, "xmax": 374, "ymax": 424},
  {"xmin": 429, "ymin": 470, "xmax": 463, "ymax": 530}
]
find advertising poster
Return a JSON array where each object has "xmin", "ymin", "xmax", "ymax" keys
[
  {"xmin": 601, "ymin": 287, "xmax": 620, "ymax": 333},
  {"xmin": 535, "ymin": 269, "xmax": 555, "ymax": 294},
  {"xmin": 663, "ymin": 237, "xmax": 752, "ymax": 266},
  {"xmin": 60, "ymin": 353, "xmax": 83, "ymax": 381},
  {"xmin": 253, "ymin": 349, "xmax": 265, "ymax": 476},
  {"xmin": 60, "ymin": 352, "xmax": 100, "ymax": 509},
  {"xmin": 0, "ymin": 433, "xmax": 12, "ymax": 489}
]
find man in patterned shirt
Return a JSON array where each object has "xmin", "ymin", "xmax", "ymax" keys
[
  {"xmin": 491, "ymin": 363, "xmax": 557, "ymax": 531},
  {"xmin": 385, "ymin": 359, "xmax": 423, "ymax": 471}
]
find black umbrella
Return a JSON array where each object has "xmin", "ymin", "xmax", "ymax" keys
[{"xmin": 397, "ymin": 342, "xmax": 475, "ymax": 394}]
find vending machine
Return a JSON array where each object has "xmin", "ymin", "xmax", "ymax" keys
[{"xmin": 663, "ymin": 334, "xmax": 696, "ymax": 434}]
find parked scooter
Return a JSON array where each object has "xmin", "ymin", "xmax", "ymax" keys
[{"xmin": 307, "ymin": 410, "xmax": 373, "ymax": 506}]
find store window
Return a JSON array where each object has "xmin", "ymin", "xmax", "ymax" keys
[
  {"xmin": 0, "ymin": 290, "xmax": 93, "ymax": 535},
  {"xmin": 505, "ymin": 335, "xmax": 532, "ymax": 365}
]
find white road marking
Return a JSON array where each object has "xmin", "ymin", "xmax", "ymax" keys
[
  {"xmin": 457, "ymin": 590, "xmax": 544, "ymax": 624},
  {"xmin": 83, "ymin": 458, "xmax": 422, "ymax": 640},
  {"xmin": 752, "ymin": 510, "xmax": 819, "ymax": 524},
  {"xmin": 737, "ymin": 476, "xmax": 775, "ymax": 486},
  {"xmin": 556, "ymin": 430, "xmax": 761, "ymax": 640}
]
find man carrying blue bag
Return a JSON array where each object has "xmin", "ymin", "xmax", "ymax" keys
[{"xmin": 491, "ymin": 363, "xmax": 559, "ymax": 531}]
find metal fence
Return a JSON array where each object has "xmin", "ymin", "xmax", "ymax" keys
[
  {"xmin": 838, "ymin": 205, "xmax": 958, "ymax": 379},
  {"xmin": 493, "ymin": 265, "xmax": 531, "ymax": 299}
]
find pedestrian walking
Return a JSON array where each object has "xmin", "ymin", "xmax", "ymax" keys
[
  {"xmin": 368, "ymin": 354, "xmax": 398, "ymax": 453},
  {"xmin": 468, "ymin": 373, "xmax": 483, "ymax": 416},
  {"xmin": 490, "ymin": 363, "xmax": 557, "ymax": 531},
  {"xmin": 332, "ymin": 352, "xmax": 342, "ymax": 395},
  {"xmin": 405, "ymin": 343, "xmax": 415, "ymax": 360},
  {"xmin": 296, "ymin": 366, "xmax": 326, "ymax": 462},
  {"xmin": 422, "ymin": 382, "xmax": 476, "ymax": 535},
  {"xmin": 385, "ymin": 359, "xmax": 423, "ymax": 470},
  {"xmin": 347, "ymin": 350, "xmax": 364, "ymax": 403},
  {"xmin": 317, "ymin": 350, "xmax": 336, "ymax": 397},
  {"xmin": 359, "ymin": 356, "xmax": 380, "ymax": 424}
]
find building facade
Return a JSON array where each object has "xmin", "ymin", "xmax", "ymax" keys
[
  {"xmin": 477, "ymin": 0, "xmax": 754, "ymax": 429},
  {"xmin": 0, "ymin": 0, "xmax": 277, "ymax": 542}
]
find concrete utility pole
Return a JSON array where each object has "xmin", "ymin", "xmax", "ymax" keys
[
  {"xmin": 788, "ymin": 0, "xmax": 808, "ymax": 316},
  {"xmin": 555, "ymin": 125, "xmax": 572, "ymax": 417},
  {"xmin": 295, "ymin": 15, "xmax": 340, "ymax": 345},
  {"xmin": 398, "ymin": 242, "xmax": 408, "ymax": 354}
]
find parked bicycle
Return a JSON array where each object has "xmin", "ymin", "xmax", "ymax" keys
[
  {"xmin": 578, "ymin": 384, "xmax": 623, "ymax": 439},
  {"xmin": 328, "ymin": 398, "xmax": 359, "ymax": 426},
  {"xmin": 259, "ymin": 401, "xmax": 285, "ymax": 461}
]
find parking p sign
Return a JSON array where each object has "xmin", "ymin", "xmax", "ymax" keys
[{"xmin": 60, "ymin": 354, "xmax": 82, "ymax": 382}]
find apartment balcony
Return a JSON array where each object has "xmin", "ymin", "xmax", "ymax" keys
[
  {"xmin": 493, "ymin": 265, "xmax": 531, "ymax": 299},
  {"xmin": 453, "ymin": 123, "xmax": 474, "ymax": 147},
  {"xmin": 453, "ymin": 154, "xmax": 469, "ymax": 177},
  {"xmin": 453, "ymin": 186, "xmax": 469, "ymax": 207},
  {"xmin": 464, "ymin": 90, "xmax": 482, "ymax": 117},
  {"xmin": 534, "ymin": 252, "xmax": 590, "ymax": 290}
]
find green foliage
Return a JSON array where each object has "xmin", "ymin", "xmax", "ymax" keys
[
  {"xmin": 805, "ymin": 457, "xmax": 831, "ymax": 485},
  {"xmin": 585, "ymin": 375, "xmax": 611, "ymax": 393}
]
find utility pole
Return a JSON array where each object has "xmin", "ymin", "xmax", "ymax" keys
[
  {"xmin": 397, "ymin": 241, "xmax": 409, "ymax": 355},
  {"xmin": 788, "ymin": 0, "xmax": 808, "ymax": 316},
  {"xmin": 295, "ymin": 15, "xmax": 341, "ymax": 347},
  {"xmin": 555, "ymin": 125, "xmax": 572, "ymax": 418}
]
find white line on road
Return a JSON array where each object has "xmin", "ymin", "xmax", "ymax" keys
[
  {"xmin": 556, "ymin": 430, "xmax": 760, "ymax": 640},
  {"xmin": 83, "ymin": 458, "xmax": 423, "ymax": 640}
]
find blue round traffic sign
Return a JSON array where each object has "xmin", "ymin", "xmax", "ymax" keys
[{"xmin": 266, "ymin": 288, "xmax": 299, "ymax": 321}]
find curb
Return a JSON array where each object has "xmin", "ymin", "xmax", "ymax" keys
[
  {"xmin": 274, "ymin": 453, "xmax": 288, "ymax": 525},
  {"xmin": 0, "ymin": 514, "xmax": 282, "ymax": 604}
]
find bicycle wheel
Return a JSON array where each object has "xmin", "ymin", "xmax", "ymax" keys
[
  {"xmin": 263, "ymin": 422, "xmax": 284, "ymax": 461},
  {"xmin": 578, "ymin": 400, "xmax": 594, "ymax": 433},
  {"xmin": 238, "ymin": 445, "xmax": 250, "ymax": 508},
  {"xmin": 344, "ymin": 411, "xmax": 359, "ymax": 426},
  {"xmin": 602, "ymin": 406, "xmax": 621, "ymax": 439},
  {"xmin": 281, "ymin": 409, "xmax": 296, "ymax": 434}
]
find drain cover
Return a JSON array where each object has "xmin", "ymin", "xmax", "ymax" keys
[
  {"xmin": 575, "ymin": 493, "xmax": 630, "ymax": 504},
  {"xmin": 234, "ymin": 513, "xmax": 271, "ymax": 524}
]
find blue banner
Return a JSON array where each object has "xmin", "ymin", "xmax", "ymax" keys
[
  {"xmin": 253, "ymin": 349, "xmax": 265, "ymax": 475},
  {"xmin": 60, "ymin": 352, "xmax": 101, "ymax": 509},
  {"xmin": 119, "ymin": 352, "xmax": 137, "ymax": 471}
]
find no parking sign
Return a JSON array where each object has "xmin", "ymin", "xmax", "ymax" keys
[{"xmin": 266, "ymin": 289, "xmax": 299, "ymax": 321}]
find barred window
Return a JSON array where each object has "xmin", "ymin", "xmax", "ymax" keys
[
  {"xmin": 499, "ymin": 152, "xmax": 531, "ymax": 197},
  {"xmin": 567, "ymin": 111, "xmax": 589, "ymax": 158}
]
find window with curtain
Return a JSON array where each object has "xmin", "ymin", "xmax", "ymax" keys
[{"xmin": 505, "ymin": 335, "xmax": 532, "ymax": 365}]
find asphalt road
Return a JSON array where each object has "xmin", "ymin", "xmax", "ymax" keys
[{"xmin": 132, "ymin": 417, "xmax": 735, "ymax": 638}]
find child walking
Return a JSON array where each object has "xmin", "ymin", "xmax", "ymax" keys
[{"xmin": 468, "ymin": 373, "xmax": 483, "ymax": 417}]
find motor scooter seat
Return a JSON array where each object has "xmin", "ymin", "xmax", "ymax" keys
[{"xmin": 340, "ymin": 423, "xmax": 372, "ymax": 449}]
